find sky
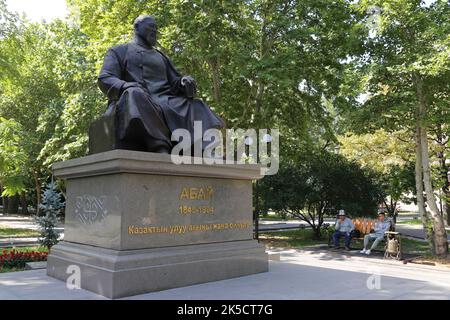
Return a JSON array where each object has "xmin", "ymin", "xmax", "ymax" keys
[{"xmin": 6, "ymin": 0, "xmax": 68, "ymax": 22}]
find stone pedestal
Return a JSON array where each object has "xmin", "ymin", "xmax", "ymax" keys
[{"xmin": 47, "ymin": 150, "xmax": 268, "ymax": 298}]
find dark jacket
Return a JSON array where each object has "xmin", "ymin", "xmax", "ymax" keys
[{"xmin": 98, "ymin": 43, "xmax": 186, "ymax": 106}]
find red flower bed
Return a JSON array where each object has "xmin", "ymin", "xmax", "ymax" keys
[{"xmin": 0, "ymin": 249, "xmax": 48, "ymax": 270}]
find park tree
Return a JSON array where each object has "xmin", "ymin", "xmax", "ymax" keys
[
  {"xmin": 0, "ymin": 0, "xmax": 21, "ymax": 77},
  {"xmin": 1, "ymin": 0, "xmax": 446, "ymax": 259},
  {"xmin": 35, "ymin": 181, "xmax": 64, "ymax": 249},
  {"xmin": 339, "ymin": 129, "xmax": 416, "ymax": 221},
  {"xmin": 36, "ymin": 21, "xmax": 104, "ymax": 167},
  {"xmin": 0, "ymin": 5, "xmax": 101, "ymax": 214},
  {"xmin": 429, "ymin": 97, "xmax": 450, "ymax": 226},
  {"xmin": 67, "ymin": 0, "xmax": 368, "ymax": 226},
  {"xmin": 0, "ymin": 0, "xmax": 367, "ymax": 215},
  {"xmin": 0, "ymin": 21, "xmax": 61, "ymax": 212},
  {"xmin": 351, "ymin": 0, "xmax": 449, "ymax": 255},
  {"xmin": 67, "ymin": 0, "xmax": 364, "ymax": 133},
  {"xmin": 258, "ymin": 152, "xmax": 382, "ymax": 239},
  {"xmin": 0, "ymin": 117, "xmax": 29, "ymax": 213}
]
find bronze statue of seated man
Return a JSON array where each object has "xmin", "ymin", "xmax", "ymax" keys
[{"xmin": 89, "ymin": 15, "xmax": 225, "ymax": 154}]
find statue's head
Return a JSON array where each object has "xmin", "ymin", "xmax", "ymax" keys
[{"xmin": 134, "ymin": 15, "xmax": 157, "ymax": 47}]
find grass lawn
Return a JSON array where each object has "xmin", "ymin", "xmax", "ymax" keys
[
  {"xmin": 0, "ymin": 246, "xmax": 49, "ymax": 273},
  {"xmin": 259, "ymin": 216, "xmax": 289, "ymax": 221},
  {"xmin": 259, "ymin": 229, "xmax": 328, "ymax": 248},
  {"xmin": 400, "ymin": 238, "xmax": 431, "ymax": 255},
  {"xmin": 259, "ymin": 228, "xmax": 431, "ymax": 256},
  {"xmin": 396, "ymin": 219, "xmax": 423, "ymax": 225},
  {"xmin": 0, "ymin": 226, "xmax": 40, "ymax": 238},
  {"xmin": 397, "ymin": 211, "xmax": 418, "ymax": 215}
]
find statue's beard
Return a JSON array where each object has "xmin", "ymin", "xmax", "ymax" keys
[
  {"xmin": 145, "ymin": 34, "xmax": 157, "ymax": 47},
  {"xmin": 136, "ymin": 32, "xmax": 156, "ymax": 48}
]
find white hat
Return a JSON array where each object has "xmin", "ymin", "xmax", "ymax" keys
[{"xmin": 338, "ymin": 209, "xmax": 346, "ymax": 216}]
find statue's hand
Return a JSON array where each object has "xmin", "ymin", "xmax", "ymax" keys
[
  {"xmin": 181, "ymin": 76, "xmax": 195, "ymax": 85},
  {"xmin": 121, "ymin": 82, "xmax": 144, "ymax": 93},
  {"xmin": 181, "ymin": 76, "xmax": 197, "ymax": 98}
]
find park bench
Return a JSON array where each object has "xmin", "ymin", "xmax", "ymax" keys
[{"xmin": 326, "ymin": 217, "xmax": 401, "ymax": 259}]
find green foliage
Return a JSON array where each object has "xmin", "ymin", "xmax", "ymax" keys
[
  {"xmin": 339, "ymin": 129, "xmax": 413, "ymax": 173},
  {"xmin": 0, "ymin": 0, "xmax": 448, "ymax": 241},
  {"xmin": 68, "ymin": 0, "xmax": 365, "ymax": 146},
  {"xmin": 35, "ymin": 182, "xmax": 65, "ymax": 249},
  {"xmin": 0, "ymin": 5, "xmax": 104, "ymax": 205},
  {"xmin": 339, "ymin": 129, "xmax": 416, "ymax": 215},
  {"xmin": 349, "ymin": 0, "xmax": 450, "ymax": 132},
  {"xmin": 343, "ymin": 0, "xmax": 450, "ymax": 254},
  {"xmin": 0, "ymin": 0, "xmax": 21, "ymax": 77},
  {"xmin": 258, "ymin": 152, "xmax": 382, "ymax": 238},
  {"xmin": 0, "ymin": 0, "xmax": 369, "ymax": 211},
  {"xmin": 0, "ymin": 117, "xmax": 28, "ymax": 196}
]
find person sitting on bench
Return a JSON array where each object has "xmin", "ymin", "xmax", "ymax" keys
[
  {"xmin": 332, "ymin": 210, "xmax": 354, "ymax": 250},
  {"xmin": 360, "ymin": 210, "xmax": 391, "ymax": 255}
]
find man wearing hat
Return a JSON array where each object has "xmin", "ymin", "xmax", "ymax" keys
[
  {"xmin": 332, "ymin": 209, "xmax": 355, "ymax": 250},
  {"xmin": 360, "ymin": 209, "xmax": 392, "ymax": 255}
]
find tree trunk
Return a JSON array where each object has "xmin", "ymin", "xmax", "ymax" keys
[
  {"xmin": 436, "ymin": 130, "xmax": 450, "ymax": 226},
  {"xmin": 415, "ymin": 75, "xmax": 448, "ymax": 256},
  {"xmin": 439, "ymin": 160, "xmax": 450, "ymax": 227},
  {"xmin": 415, "ymin": 124, "xmax": 434, "ymax": 253},
  {"xmin": 383, "ymin": 197, "xmax": 398, "ymax": 222},
  {"xmin": 207, "ymin": 58, "xmax": 221, "ymax": 104},
  {"xmin": 6, "ymin": 195, "xmax": 19, "ymax": 214},
  {"xmin": 33, "ymin": 170, "xmax": 41, "ymax": 216},
  {"xmin": 446, "ymin": 197, "xmax": 450, "ymax": 227},
  {"xmin": 2, "ymin": 196, "xmax": 8, "ymax": 215},
  {"xmin": 391, "ymin": 198, "xmax": 398, "ymax": 224},
  {"xmin": 420, "ymin": 127, "xmax": 448, "ymax": 256},
  {"xmin": 20, "ymin": 191, "xmax": 28, "ymax": 215},
  {"xmin": 253, "ymin": 181, "xmax": 260, "ymax": 241},
  {"xmin": 0, "ymin": 184, "xmax": 3, "ymax": 214},
  {"xmin": 312, "ymin": 225, "xmax": 322, "ymax": 240}
]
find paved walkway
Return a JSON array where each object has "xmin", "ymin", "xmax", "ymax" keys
[
  {"xmin": 0, "ymin": 215, "xmax": 40, "ymax": 230},
  {"xmin": 0, "ymin": 215, "xmax": 64, "ymax": 230},
  {"xmin": 396, "ymin": 224, "xmax": 450, "ymax": 241},
  {"xmin": 0, "ymin": 238, "xmax": 42, "ymax": 248},
  {"xmin": 0, "ymin": 215, "xmax": 64, "ymax": 247},
  {"xmin": 0, "ymin": 248, "xmax": 449, "ymax": 300}
]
